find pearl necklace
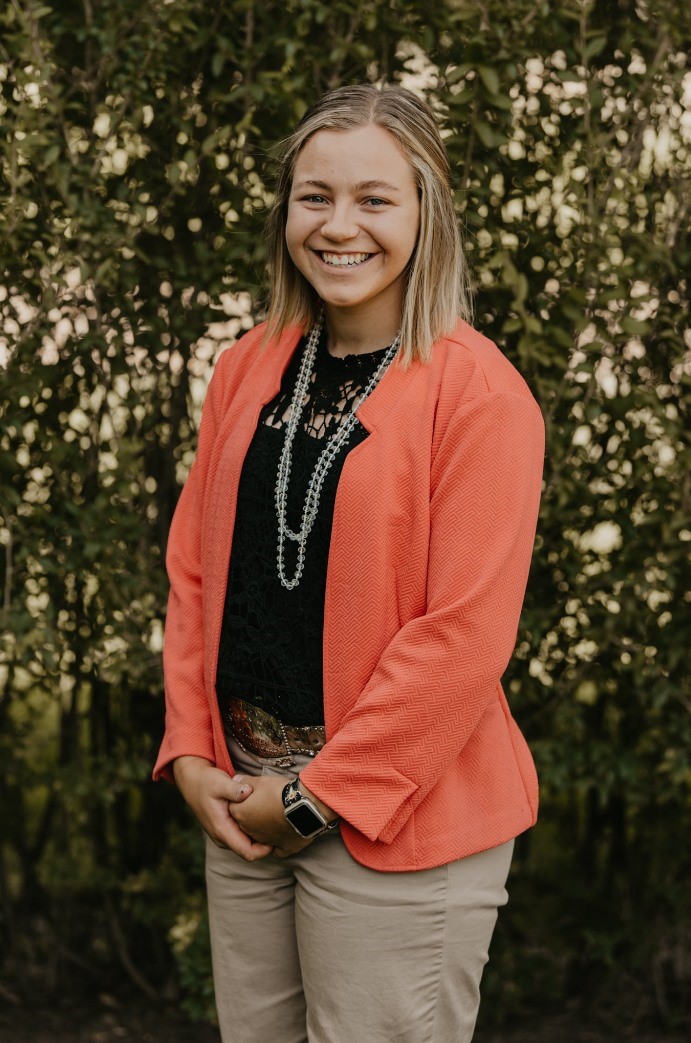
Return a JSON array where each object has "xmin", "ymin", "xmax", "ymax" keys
[{"xmin": 275, "ymin": 318, "xmax": 400, "ymax": 590}]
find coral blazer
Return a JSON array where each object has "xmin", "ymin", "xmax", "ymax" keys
[{"xmin": 154, "ymin": 318, "xmax": 545, "ymax": 872}]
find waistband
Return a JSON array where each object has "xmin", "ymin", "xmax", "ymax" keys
[{"xmin": 219, "ymin": 696, "xmax": 326, "ymax": 767}]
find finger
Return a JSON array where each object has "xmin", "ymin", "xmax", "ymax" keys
[
  {"xmin": 227, "ymin": 801, "xmax": 245, "ymax": 822},
  {"xmin": 273, "ymin": 846, "xmax": 300, "ymax": 859},
  {"xmin": 220, "ymin": 777, "xmax": 254, "ymax": 802},
  {"xmin": 220, "ymin": 818, "xmax": 273, "ymax": 861},
  {"xmin": 208, "ymin": 829, "xmax": 272, "ymax": 861},
  {"xmin": 236, "ymin": 836, "xmax": 274, "ymax": 861}
]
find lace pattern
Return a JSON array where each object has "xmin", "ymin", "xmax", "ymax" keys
[{"xmin": 216, "ymin": 332, "xmax": 391, "ymax": 726}]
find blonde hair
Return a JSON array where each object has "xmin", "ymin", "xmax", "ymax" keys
[{"xmin": 264, "ymin": 83, "xmax": 472, "ymax": 365}]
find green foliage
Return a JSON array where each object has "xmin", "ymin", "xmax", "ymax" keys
[
  {"xmin": 169, "ymin": 899, "xmax": 217, "ymax": 1024},
  {"xmin": 1, "ymin": 0, "xmax": 689, "ymax": 1028}
]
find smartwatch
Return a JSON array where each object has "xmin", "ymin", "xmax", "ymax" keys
[{"xmin": 282, "ymin": 778, "xmax": 339, "ymax": 839}]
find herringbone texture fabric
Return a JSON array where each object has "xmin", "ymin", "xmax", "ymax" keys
[{"xmin": 154, "ymin": 319, "xmax": 545, "ymax": 871}]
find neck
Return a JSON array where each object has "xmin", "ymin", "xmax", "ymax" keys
[{"xmin": 323, "ymin": 300, "xmax": 401, "ymax": 358}]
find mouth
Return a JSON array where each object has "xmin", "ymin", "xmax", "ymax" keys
[{"xmin": 315, "ymin": 250, "xmax": 374, "ymax": 268}]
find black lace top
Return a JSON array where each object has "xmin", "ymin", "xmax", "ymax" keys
[{"xmin": 215, "ymin": 330, "xmax": 393, "ymax": 726}]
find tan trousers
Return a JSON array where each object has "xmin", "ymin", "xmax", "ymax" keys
[{"xmin": 205, "ymin": 738, "xmax": 514, "ymax": 1043}]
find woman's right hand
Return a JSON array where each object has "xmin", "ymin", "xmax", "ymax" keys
[{"xmin": 173, "ymin": 756, "xmax": 274, "ymax": 861}]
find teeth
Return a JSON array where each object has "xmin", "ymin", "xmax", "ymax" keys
[{"xmin": 321, "ymin": 252, "xmax": 370, "ymax": 266}]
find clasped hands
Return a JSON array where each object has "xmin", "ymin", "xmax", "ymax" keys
[{"xmin": 173, "ymin": 756, "xmax": 334, "ymax": 861}]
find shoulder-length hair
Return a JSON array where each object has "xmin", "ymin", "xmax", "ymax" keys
[{"xmin": 263, "ymin": 83, "xmax": 472, "ymax": 365}]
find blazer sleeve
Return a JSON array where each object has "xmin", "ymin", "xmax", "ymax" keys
[
  {"xmin": 299, "ymin": 388, "xmax": 545, "ymax": 843},
  {"xmin": 152, "ymin": 352, "xmax": 230, "ymax": 782}
]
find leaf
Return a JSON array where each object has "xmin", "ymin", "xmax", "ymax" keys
[
  {"xmin": 446, "ymin": 87, "xmax": 475, "ymax": 108},
  {"xmin": 485, "ymin": 91, "xmax": 513, "ymax": 112},
  {"xmin": 478, "ymin": 65, "xmax": 501, "ymax": 95},
  {"xmin": 474, "ymin": 120, "xmax": 497, "ymax": 148},
  {"xmin": 445, "ymin": 63, "xmax": 472, "ymax": 84},
  {"xmin": 43, "ymin": 145, "xmax": 60, "ymax": 167},
  {"xmin": 585, "ymin": 35, "xmax": 608, "ymax": 59},
  {"xmin": 620, "ymin": 316, "xmax": 649, "ymax": 335}
]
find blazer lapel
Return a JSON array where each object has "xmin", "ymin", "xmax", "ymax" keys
[{"xmin": 355, "ymin": 356, "xmax": 423, "ymax": 434}]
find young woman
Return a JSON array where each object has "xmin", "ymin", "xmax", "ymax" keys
[{"xmin": 154, "ymin": 83, "xmax": 544, "ymax": 1043}]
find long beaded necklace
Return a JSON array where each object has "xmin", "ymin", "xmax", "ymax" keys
[{"xmin": 275, "ymin": 316, "xmax": 400, "ymax": 590}]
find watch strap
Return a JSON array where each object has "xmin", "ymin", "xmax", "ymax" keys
[
  {"xmin": 282, "ymin": 778, "xmax": 339, "ymax": 835},
  {"xmin": 282, "ymin": 778, "xmax": 302, "ymax": 809}
]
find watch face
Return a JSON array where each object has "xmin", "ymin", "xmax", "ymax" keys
[{"xmin": 286, "ymin": 801, "xmax": 325, "ymax": 837}]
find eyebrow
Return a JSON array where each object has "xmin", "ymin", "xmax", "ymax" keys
[{"xmin": 294, "ymin": 178, "xmax": 402, "ymax": 193}]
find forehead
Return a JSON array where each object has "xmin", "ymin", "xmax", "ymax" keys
[{"xmin": 292, "ymin": 124, "xmax": 416, "ymax": 188}]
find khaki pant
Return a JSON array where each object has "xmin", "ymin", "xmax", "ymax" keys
[{"xmin": 206, "ymin": 738, "xmax": 514, "ymax": 1043}]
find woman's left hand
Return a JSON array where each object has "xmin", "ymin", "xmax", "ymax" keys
[{"xmin": 228, "ymin": 775, "xmax": 315, "ymax": 857}]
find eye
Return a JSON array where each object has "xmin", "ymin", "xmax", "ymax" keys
[
  {"xmin": 364, "ymin": 197, "xmax": 388, "ymax": 207},
  {"xmin": 301, "ymin": 194, "xmax": 328, "ymax": 204}
]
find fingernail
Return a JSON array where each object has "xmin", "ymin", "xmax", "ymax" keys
[{"xmin": 238, "ymin": 785, "xmax": 250, "ymax": 796}]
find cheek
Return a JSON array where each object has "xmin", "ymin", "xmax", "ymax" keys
[
  {"xmin": 394, "ymin": 222, "xmax": 420, "ymax": 267},
  {"xmin": 285, "ymin": 209, "xmax": 309, "ymax": 265},
  {"xmin": 408, "ymin": 202, "xmax": 422, "ymax": 248},
  {"xmin": 403, "ymin": 210, "xmax": 421, "ymax": 264},
  {"xmin": 284, "ymin": 210, "xmax": 298, "ymax": 254}
]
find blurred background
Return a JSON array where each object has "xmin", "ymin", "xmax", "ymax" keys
[{"xmin": 1, "ymin": 0, "xmax": 689, "ymax": 1039}]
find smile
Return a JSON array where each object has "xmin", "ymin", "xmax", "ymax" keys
[{"xmin": 318, "ymin": 251, "xmax": 373, "ymax": 267}]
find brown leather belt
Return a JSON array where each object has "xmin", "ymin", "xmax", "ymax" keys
[{"xmin": 220, "ymin": 697, "xmax": 326, "ymax": 764}]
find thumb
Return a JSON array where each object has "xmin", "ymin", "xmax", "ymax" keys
[{"xmin": 225, "ymin": 774, "xmax": 253, "ymax": 801}]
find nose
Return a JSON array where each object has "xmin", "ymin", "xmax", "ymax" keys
[{"xmin": 320, "ymin": 203, "xmax": 358, "ymax": 242}]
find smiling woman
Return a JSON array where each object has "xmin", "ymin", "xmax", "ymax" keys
[
  {"xmin": 264, "ymin": 83, "xmax": 471, "ymax": 365},
  {"xmin": 155, "ymin": 83, "xmax": 544, "ymax": 1043},
  {"xmin": 284, "ymin": 125, "xmax": 420, "ymax": 346}
]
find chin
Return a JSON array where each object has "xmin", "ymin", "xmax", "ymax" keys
[{"xmin": 322, "ymin": 293, "xmax": 370, "ymax": 310}]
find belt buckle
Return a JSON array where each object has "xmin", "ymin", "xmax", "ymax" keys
[{"xmin": 229, "ymin": 699, "xmax": 296, "ymax": 765}]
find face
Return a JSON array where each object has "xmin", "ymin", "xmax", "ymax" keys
[{"xmin": 285, "ymin": 124, "xmax": 421, "ymax": 327}]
